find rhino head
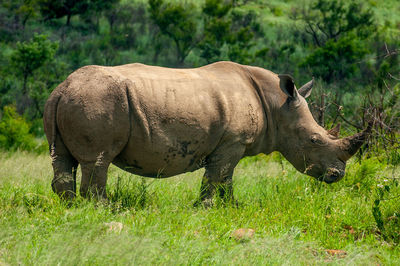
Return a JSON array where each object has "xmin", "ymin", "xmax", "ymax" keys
[{"xmin": 275, "ymin": 74, "xmax": 371, "ymax": 183}]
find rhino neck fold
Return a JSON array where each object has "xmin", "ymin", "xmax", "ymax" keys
[{"xmin": 244, "ymin": 67, "xmax": 277, "ymax": 156}]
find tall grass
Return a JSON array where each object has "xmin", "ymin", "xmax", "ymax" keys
[{"xmin": 0, "ymin": 151, "xmax": 399, "ymax": 264}]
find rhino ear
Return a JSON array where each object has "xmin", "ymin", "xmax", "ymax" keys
[
  {"xmin": 328, "ymin": 123, "xmax": 341, "ymax": 138},
  {"xmin": 278, "ymin": 74, "xmax": 298, "ymax": 100},
  {"xmin": 298, "ymin": 78, "xmax": 314, "ymax": 98}
]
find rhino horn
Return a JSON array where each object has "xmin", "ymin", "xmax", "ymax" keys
[
  {"xmin": 341, "ymin": 121, "xmax": 373, "ymax": 159},
  {"xmin": 328, "ymin": 123, "xmax": 341, "ymax": 138}
]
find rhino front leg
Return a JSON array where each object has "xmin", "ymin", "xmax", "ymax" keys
[
  {"xmin": 199, "ymin": 168, "xmax": 234, "ymax": 206},
  {"xmin": 198, "ymin": 143, "xmax": 245, "ymax": 206}
]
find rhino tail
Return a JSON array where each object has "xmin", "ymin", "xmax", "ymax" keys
[{"xmin": 43, "ymin": 91, "xmax": 61, "ymax": 155}]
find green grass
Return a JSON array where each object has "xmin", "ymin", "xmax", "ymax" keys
[{"xmin": 1, "ymin": 151, "xmax": 399, "ymax": 265}]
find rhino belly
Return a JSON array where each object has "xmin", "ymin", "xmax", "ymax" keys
[
  {"xmin": 112, "ymin": 141, "xmax": 208, "ymax": 178},
  {"xmin": 112, "ymin": 120, "xmax": 219, "ymax": 178},
  {"xmin": 112, "ymin": 73, "xmax": 230, "ymax": 177},
  {"xmin": 112, "ymin": 154, "xmax": 205, "ymax": 178}
]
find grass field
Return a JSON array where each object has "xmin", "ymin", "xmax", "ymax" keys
[{"xmin": 0, "ymin": 151, "xmax": 399, "ymax": 265}]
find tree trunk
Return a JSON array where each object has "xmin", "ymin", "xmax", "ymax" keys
[
  {"xmin": 22, "ymin": 73, "xmax": 28, "ymax": 95},
  {"xmin": 17, "ymin": 74, "xmax": 30, "ymax": 115},
  {"xmin": 174, "ymin": 40, "xmax": 185, "ymax": 67},
  {"xmin": 66, "ymin": 13, "xmax": 72, "ymax": 26},
  {"xmin": 318, "ymin": 93, "xmax": 326, "ymax": 127}
]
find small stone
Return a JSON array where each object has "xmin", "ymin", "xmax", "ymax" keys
[
  {"xmin": 231, "ymin": 228, "xmax": 255, "ymax": 241},
  {"xmin": 104, "ymin": 221, "xmax": 123, "ymax": 233},
  {"xmin": 343, "ymin": 225, "xmax": 355, "ymax": 235},
  {"xmin": 326, "ymin": 249, "xmax": 347, "ymax": 258}
]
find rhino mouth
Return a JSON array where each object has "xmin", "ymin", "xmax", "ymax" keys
[{"xmin": 319, "ymin": 168, "xmax": 345, "ymax": 184}]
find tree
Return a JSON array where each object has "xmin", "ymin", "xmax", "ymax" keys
[
  {"xmin": 301, "ymin": 34, "xmax": 368, "ymax": 82},
  {"xmin": 226, "ymin": 8, "xmax": 262, "ymax": 64},
  {"xmin": 16, "ymin": 0, "xmax": 39, "ymax": 28},
  {"xmin": 37, "ymin": 0, "xmax": 90, "ymax": 26},
  {"xmin": 198, "ymin": 0, "xmax": 232, "ymax": 63},
  {"xmin": 198, "ymin": 0, "xmax": 263, "ymax": 64},
  {"xmin": 294, "ymin": 0, "xmax": 375, "ymax": 82},
  {"xmin": 83, "ymin": 0, "xmax": 120, "ymax": 32},
  {"xmin": 0, "ymin": 0, "xmax": 39, "ymax": 41},
  {"xmin": 148, "ymin": 0, "xmax": 198, "ymax": 65},
  {"xmin": 105, "ymin": 2, "xmax": 146, "ymax": 49},
  {"xmin": 0, "ymin": 105, "xmax": 37, "ymax": 151},
  {"xmin": 11, "ymin": 34, "xmax": 58, "ymax": 114},
  {"xmin": 294, "ymin": 0, "xmax": 375, "ymax": 47}
]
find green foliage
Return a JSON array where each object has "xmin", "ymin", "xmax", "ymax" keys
[
  {"xmin": 105, "ymin": 2, "xmax": 146, "ymax": 50},
  {"xmin": 11, "ymin": 34, "xmax": 58, "ymax": 92},
  {"xmin": 198, "ymin": 0, "xmax": 232, "ymax": 63},
  {"xmin": 9, "ymin": 34, "xmax": 58, "ymax": 117},
  {"xmin": 89, "ymin": 0, "xmax": 119, "ymax": 14},
  {"xmin": 298, "ymin": 0, "xmax": 375, "ymax": 46},
  {"xmin": 388, "ymin": 148, "xmax": 400, "ymax": 166},
  {"xmin": 149, "ymin": 0, "xmax": 198, "ymax": 65},
  {"xmin": 343, "ymin": 157, "xmax": 400, "ymax": 244},
  {"xmin": 373, "ymin": 175, "xmax": 400, "ymax": 244},
  {"xmin": 0, "ymin": 0, "xmax": 39, "ymax": 41},
  {"xmin": 0, "ymin": 105, "xmax": 43, "ymax": 152},
  {"xmin": 198, "ymin": 0, "xmax": 263, "ymax": 64},
  {"xmin": 203, "ymin": 0, "xmax": 231, "ymax": 18},
  {"xmin": 226, "ymin": 9, "xmax": 262, "ymax": 64},
  {"xmin": 14, "ymin": 0, "xmax": 39, "ymax": 27},
  {"xmin": 344, "ymin": 158, "xmax": 380, "ymax": 193},
  {"xmin": 301, "ymin": 34, "xmax": 368, "ymax": 82},
  {"xmin": 11, "ymin": 34, "xmax": 58, "ymax": 78},
  {"xmin": 294, "ymin": 0, "xmax": 376, "ymax": 83},
  {"xmin": 37, "ymin": 0, "xmax": 90, "ymax": 26}
]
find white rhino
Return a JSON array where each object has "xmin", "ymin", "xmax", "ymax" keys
[{"xmin": 43, "ymin": 61, "xmax": 370, "ymax": 202}]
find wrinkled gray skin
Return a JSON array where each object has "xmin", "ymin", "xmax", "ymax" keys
[{"xmin": 43, "ymin": 61, "xmax": 370, "ymax": 203}]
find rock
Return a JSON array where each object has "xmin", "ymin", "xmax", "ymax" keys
[
  {"xmin": 231, "ymin": 228, "xmax": 255, "ymax": 241},
  {"xmin": 343, "ymin": 225, "xmax": 355, "ymax": 235},
  {"xmin": 326, "ymin": 249, "xmax": 347, "ymax": 258},
  {"xmin": 104, "ymin": 221, "xmax": 123, "ymax": 233}
]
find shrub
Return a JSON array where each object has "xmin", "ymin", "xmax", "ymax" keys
[
  {"xmin": 301, "ymin": 35, "xmax": 368, "ymax": 83},
  {"xmin": 373, "ymin": 175, "xmax": 400, "ymax": 244},
  {"xmin": 0, "ymin": 105, "xmax": 45, "ymax": 152}
]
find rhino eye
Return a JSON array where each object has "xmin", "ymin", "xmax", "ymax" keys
[{"xmin": 311, "ymin": 135, "xmax": 325, "ymax": 145}]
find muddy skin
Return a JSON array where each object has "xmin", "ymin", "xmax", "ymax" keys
[{"xmin": 44, "ymin": 61, "xmax": 370, "ymax": 204}]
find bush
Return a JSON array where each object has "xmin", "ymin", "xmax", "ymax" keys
[
  {"xmin": 301, "ymin": 34, "xmax": 368, "ymax": 83},
  {"xmin": 373, "ymin": 175, "xmax": 400, "ymax": 244},
  {"xmin": 0, "ymin": 105, "xmax": 46, "ymax": 152}
]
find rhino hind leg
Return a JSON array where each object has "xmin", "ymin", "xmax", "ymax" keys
[
  {"xmin": 51, "ymin": 135, "xmax": 78, "ymax": 200},
  {"xmin": 80, "ymin": 160, "xmax": 110, "ymax": 199}
]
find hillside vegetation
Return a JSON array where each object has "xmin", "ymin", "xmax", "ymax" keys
[{"xmin": 0, "ymin": 0, "xmax": 399, "ymax": 125}]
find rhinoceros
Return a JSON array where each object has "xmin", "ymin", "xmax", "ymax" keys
[{"xmin": 43, "ymin": 61, "xmax": 370, "ymax": 202}]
